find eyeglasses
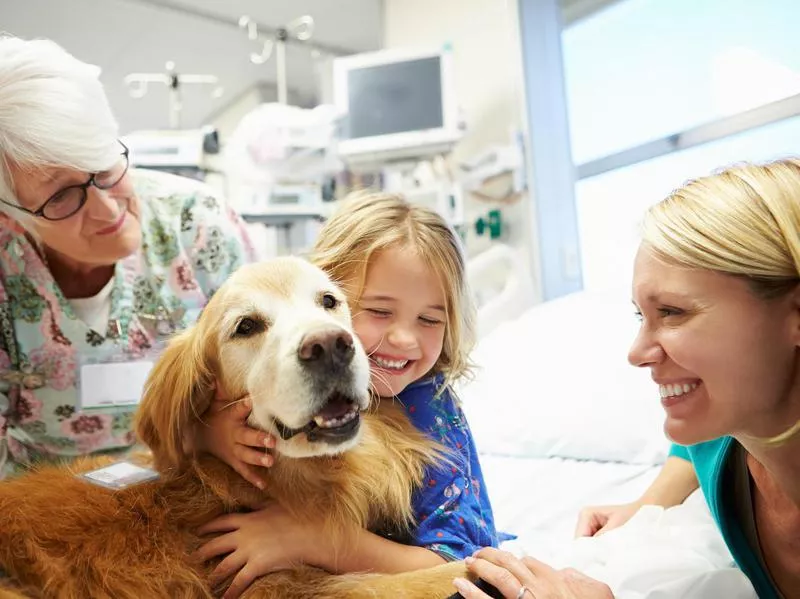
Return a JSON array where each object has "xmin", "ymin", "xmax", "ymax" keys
[{"xmin": 0, "ymin": 140, "xmax": 130, "ymax": 222}]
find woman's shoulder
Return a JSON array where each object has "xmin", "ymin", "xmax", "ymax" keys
[
  {"xmin": 131, "ymin": 169, "xmax": 245, "ymax": 246},
  {"xmin": 681, "ymin": 436, "xmax": 736, "ymax": 486},
  {"xmin": 0, "ymin": 213, "xmax": 28, "ymax": 247},
  {"xmin": 131, "ymin": 169, "xmax": 228, "ymax": 220},
  {"xmin": 683, "ymin": 436, "xmax": 734, "ymax": 459},
  {"xmin": 0, "ymin": 217, "xmax": 50, "ymax": 287}
]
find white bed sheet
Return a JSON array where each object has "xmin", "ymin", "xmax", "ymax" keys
[
  {"xmin": 482, "ymin": 454, "xmax": 660, "ymax": 559},
  {"xmin": 482, "ymin": 455, "xmax": 757, "ymax": 599}
]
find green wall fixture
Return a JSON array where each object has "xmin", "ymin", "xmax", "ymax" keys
[{"xmin": 475, "ymin": 209, "xmax": 502, "ymax": 240}]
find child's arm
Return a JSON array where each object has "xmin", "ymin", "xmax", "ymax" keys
[
  {"xmin": 402, "ymin": 383, "xmax": 504, "ymax": 562},
  {"xmin": 327, "ymin": 529, "xmax": 447, "ymax": 573},
  {"xmin": 187, "ymin": 387, "xmax": 276, "ymax": 489},
  {"xmin": 195, "ymin": 505, "xmax": 445, "ymax": 599}
]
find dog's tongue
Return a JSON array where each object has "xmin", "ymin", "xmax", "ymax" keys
[{"xmin": 316, "ymin": 395, "xmax": 353, "ymax": 420}]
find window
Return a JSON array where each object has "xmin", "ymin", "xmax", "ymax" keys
[
  {"xmin": 563, "ymin": 0, "xmax": 800, "ymax": 164},
  {"xmin": 575, "ymin": 115, "xmax": 800, "ymax": 291}
]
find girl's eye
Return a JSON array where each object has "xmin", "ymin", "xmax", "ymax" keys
[
  {"xmin": 367, "ymin": 308, "xmax": 390, "ymax": 317},
  {"xmin": 420, "ymin": 316, "xmax": 443, "ymax": 326},
  {"xmin": 633, "ymin": 310, "xmax": 643, "ymax": 323}
]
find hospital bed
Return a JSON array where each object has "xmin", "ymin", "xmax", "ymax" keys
[{"xmin": 460, "ymin": 245, "xmax": 757, "ymax": 599}]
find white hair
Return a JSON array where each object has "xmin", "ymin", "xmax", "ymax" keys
[{"xmin": 0, "ymin": 35, "xmax": 120, "ymax": 223}]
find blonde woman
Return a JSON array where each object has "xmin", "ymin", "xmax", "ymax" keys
[
  {"xmin": 194, "ymin": 193, "xmax": 505, "ymax": 599},
  {"xmin": 457, "ymin": 159, "xmax": 800, "ymax": 599},
  {"xmin": 0, "ymin": 36, "xmax": 256, "ymax": 480}
]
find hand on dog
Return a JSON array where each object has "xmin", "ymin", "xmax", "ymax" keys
[
  {"xmin": 194, "ymin": 384, "xmax": 277, "ymax": 489},
  {"xmin": 195, "ymin": 503, "xmax": 322, "ymax": 599},
  {"xmin": 453, "ymin": 548, "xmax": 614, "ymax": 599}
]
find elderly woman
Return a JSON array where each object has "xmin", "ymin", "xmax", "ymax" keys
[
  {"xmin": 0, "ymin": 36, "xmax": 258, "ymax": 479},
  {"xmin": 454, "ymin": 158, "xmax": 800, "ymax": 599}
]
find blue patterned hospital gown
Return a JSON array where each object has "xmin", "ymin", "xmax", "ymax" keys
[{"xmin": 398, "ymin": 374, "xmax": 506, "ymax": 561}]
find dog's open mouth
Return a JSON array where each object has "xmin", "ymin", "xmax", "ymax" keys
[{"xmin": 274, "ymin": 392, "xmax": 361, "ymax": 443}]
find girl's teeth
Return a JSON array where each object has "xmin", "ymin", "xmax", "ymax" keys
[
  {"xmin": 374, "ymin": 357, "xmax": 409, "ymax": 370},
  {"xmin": 659, "ymin": 382, "xmax": 698, "ymax": 398}
]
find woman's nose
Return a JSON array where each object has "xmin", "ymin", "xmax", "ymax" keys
[
  {"xmin": 628, "ymin": 327, "xmax": 665, "ymax": 368},
  {"xmin": 85, "ymin": 187, "xmax": 120, "ymax": 220}
]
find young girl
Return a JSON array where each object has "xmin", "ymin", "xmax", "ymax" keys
[{"xmin": 192, "ymin": 192, "xmax": 501, "ymax": 599}]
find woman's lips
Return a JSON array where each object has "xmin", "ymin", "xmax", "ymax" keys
[{"xmin": 96, "ymin": 211, "xmax": 126, "ymax": 236}]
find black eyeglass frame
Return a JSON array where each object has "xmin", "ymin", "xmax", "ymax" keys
[{"xmin": 0, "ymin": 140, "xmax": 130, "ymax": 222}]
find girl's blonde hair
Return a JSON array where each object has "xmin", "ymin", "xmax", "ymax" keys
[
  {"xmin": 641, "ymin": 158, "xmax": 800, "ymax": 446},
  {"xmin": 308, "ymin": 191, "xmax": 476, "ymax": 386}
]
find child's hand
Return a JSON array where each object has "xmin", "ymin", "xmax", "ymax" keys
[
  {"xmin": 194, "ymin": 504, "xmax": 324, "ymax": 599},
  {"xmin": 194, "ymin": 386, "xmax": 276, "ymax": 489}
]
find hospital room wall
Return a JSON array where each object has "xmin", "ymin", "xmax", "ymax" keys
[{"xmin": 383, "ymin": 0, "xmax": 538, "ymax": 271}]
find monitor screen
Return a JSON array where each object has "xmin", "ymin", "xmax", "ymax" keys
[{"xmin": 343, "ymin": 56, "xmax": 444, "ymax": 140}]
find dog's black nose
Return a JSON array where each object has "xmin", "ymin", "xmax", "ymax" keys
[{"xmin": 298, "ymin": 329, "xmax": 355, "ymax": 371}]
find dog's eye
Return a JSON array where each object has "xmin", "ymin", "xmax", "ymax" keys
[
  {"xmin": 234, "ymin": 317, "xmax": 264, "ymax": 337},
  {"xmin": 321, "ymin": 293, "xmax": 339, "ymax": 310}
]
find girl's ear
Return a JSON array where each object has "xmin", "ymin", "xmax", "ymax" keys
[{"xmin": 135, "ymin": 327, "xmax": 215, "ymax": 472}]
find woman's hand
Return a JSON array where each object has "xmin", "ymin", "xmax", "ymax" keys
[
  {"xmin": 574, "ymin": 456, "xmax": 698, "ymax": 538},
  {"xmin": 192, "ymin": 385, "xmax": 276, "ymax": 489},
  {"xmin": 574, "ymin": 501, "xmax": 643, "ymax": 537},
  {"xmin": 194, "ymin": 504, "xmax": 321, "ymax": 599},
  {"xmin": 453, "ymin": 548, "xmax": 613, "ymax": 599}
]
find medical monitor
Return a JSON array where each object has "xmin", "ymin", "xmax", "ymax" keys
[{"xmin": 333, "ymin": 45, "xmax": 462, "ymax": 164}]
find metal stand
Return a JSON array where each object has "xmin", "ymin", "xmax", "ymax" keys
[
  {"xmin": 238, "ymin": 15, "xmax": 315, "ymax": 105},
  {"xmin": 124, "ymin": 62, "xmax": 223, "ymax": 129}
]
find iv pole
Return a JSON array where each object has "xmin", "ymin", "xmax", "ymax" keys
[
  {"xmin": 124, "ymin": 62, "xmax": 223, "ymax": 129},
  {"xmin": 238, "ymin": 15, "xmax": 314, "ymax": 105}
]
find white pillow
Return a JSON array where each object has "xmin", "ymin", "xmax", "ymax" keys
[{"xmin": 458, "ymin": 289, "xmax": 671, "ymax": 465}]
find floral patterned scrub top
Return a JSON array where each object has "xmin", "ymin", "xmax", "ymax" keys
[
  {"xmin": 399, "ymin": 374, "xmax": 509, "ymax": 560},
  {"xmin": 0, "ymin": 169, "xmax": 258, "ymax": 479}
]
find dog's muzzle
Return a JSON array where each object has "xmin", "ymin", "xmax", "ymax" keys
[
  {"xmin": 275, "ymin": 391, "xmax": 362, "ymax": 443},
  {"xmin": 273, "ymin": 327, "xmax": 366, "ymax": 444}
]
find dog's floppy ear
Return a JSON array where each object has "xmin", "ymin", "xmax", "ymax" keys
[{"xmin": 135, "ymin": 325, "xmax": 216, "ymax": 471}]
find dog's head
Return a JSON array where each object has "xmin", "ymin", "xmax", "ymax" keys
[{"xmin": 135, "ymin": 256, "xmax": 372, "ymax": 471}]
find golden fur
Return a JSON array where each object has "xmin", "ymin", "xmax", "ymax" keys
[{"xmin": 0, "ymin": 257, "xmax": 470, "ymax": 598}]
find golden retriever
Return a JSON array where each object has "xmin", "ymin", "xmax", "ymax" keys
[{"xmin": 0, "ymin": 257, "xmax": 471, "ymax": 598}]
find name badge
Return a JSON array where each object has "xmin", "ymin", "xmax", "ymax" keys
[
  {"xmin": 79, "ymin": 461, "xmax": 160, "ymax": 490},
  {"xmin": 79, "ymin": 360, "xmax": 154, "ymax": 409}
]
